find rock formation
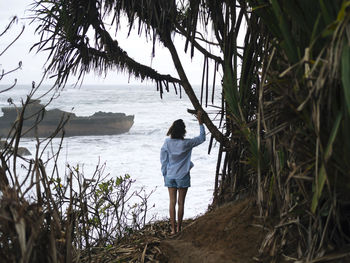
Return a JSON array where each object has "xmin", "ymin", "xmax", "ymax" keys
[{"xmin": 0, "ymin": 100, "xmax": 134, "ymax": 138}]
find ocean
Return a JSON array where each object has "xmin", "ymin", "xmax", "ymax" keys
[{"xmin": 0, "ymin": 84, "xmax": 220, "ymax": 221}]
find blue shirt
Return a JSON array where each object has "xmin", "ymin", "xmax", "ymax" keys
[{"xmin": 160, "ymin": 124, "xmax": 206, "ymax": 179}]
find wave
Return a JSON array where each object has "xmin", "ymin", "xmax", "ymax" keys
[{"xmin": 129, "ymin": 128, "xmax": 163, "ymax": 136}]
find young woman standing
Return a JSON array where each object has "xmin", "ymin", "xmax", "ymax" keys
[{"xmin": 160, "ymin": 111, "xmax": 205, "ymax": 234}]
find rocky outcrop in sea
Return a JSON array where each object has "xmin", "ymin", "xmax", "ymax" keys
[{"xmin": 0, "ymin": 100, "xmax": 134, "ymax": 138}]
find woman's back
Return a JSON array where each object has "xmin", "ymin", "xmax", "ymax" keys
[{"xmin": 161, "ymin": 124, "xmax": 205, "ymax": 179}]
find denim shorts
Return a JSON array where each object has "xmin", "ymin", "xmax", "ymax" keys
[{"xmin": 164, "ymin": 173, "xmax": 191, "ymax": 188}]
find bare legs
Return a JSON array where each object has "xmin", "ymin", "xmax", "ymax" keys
[
  {"xmin": 168, "ymin": 187, "xmax": 177, "ymax": 234},
  {"xmin": 177, "ymin": 188, "xmax": 188, "ymax": 232},
  {"xmin": 167, "ymin": 187, "xmax": 188, "ymax": 234}
]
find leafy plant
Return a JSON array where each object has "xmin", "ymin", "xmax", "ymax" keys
[{"xmin": 0, "ymin": 18, "xmax": 155, "ymax": 262}]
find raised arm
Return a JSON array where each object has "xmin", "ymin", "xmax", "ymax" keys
[{"xmin": 186, "ymin": 110, "xmax": 206, "ymax": 148}]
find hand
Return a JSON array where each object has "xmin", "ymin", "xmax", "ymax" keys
[{"xmin": 196, "ymin": 110, "xmax": 203, "ymax": 124}]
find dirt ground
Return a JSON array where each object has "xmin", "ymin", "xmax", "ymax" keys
[
  {"xmin": 159, "ymin": 198, "xmax": 265, "ymax": 263},
  {"xmin": 87, "ymin": 197, "xmax": 350, "ymax": 262}
]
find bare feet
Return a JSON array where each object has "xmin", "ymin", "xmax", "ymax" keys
[
  {"xmin": 170, "ymin": 228, "xmax": 176, "ymax": 235},
  {"xmin": 170, "ymin": 226, "xmax": 176, "ymax": 235}
]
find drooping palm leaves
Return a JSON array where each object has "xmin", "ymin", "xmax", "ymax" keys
[
  {"xmin": 30, "ymin": 0, "xmax": 180, "ymax": 87},
  {"xmin": 30, "ymin": 0, "xmax": 350, "ymax": 261}
]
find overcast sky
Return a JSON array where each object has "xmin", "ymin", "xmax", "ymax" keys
[{"xmin": 0, "ymin": 0, "xmax": 208, "ymax": 86}]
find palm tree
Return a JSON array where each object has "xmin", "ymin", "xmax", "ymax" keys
[{"xmin": 31, "ymin": 0, "xmax": 350, "ymax": 261}]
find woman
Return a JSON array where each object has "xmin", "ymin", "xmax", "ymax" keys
[{"xmin": 160, "ymin": 110, "xmax": 205, "ymax": 234}]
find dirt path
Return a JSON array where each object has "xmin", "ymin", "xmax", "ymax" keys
[
  {"xmin": 88, "ymin": 197, "xmax": 350, "ymax": 262},
  {"xmin": 159, "ymin": 198, "xmax": 265, "ymax": 263},
  {"xmin": 101, "ymin": 197, "xmax": 349, "ymax": 262}
]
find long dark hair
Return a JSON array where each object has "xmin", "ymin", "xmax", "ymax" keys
[{"xmin": 167, "ymin": 119, "xmax": 186, "ymax": 139}]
